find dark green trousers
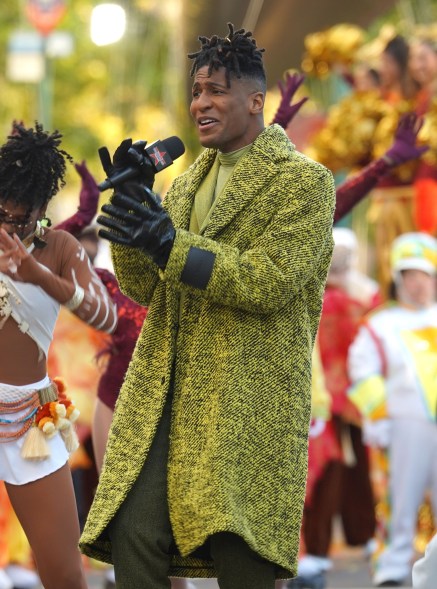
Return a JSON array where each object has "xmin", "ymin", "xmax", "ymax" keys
[{"xmin": 107, "ymin": 395, "xmax": 276, "ymax": 589}]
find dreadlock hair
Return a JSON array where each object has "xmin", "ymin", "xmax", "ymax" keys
[
  {"xmin": 188, "ymin": 22, "xmax": 266, "ymax": 90},
  {"xmin": 0, "ymin": 121, "xmax": 73, "ymax": 212}
]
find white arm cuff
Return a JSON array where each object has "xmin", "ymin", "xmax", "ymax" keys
[{"xmin": 64, "ymin": 285, "xmax": 85, "ymax": 311}]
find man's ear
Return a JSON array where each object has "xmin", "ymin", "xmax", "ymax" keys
[{"xmin": 250, "ymin": 91, "xmax": 265, "ymax": 114}]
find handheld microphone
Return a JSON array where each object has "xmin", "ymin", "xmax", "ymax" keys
[{"xmin": 98, "ymin": 135, "xmax": 185, "ymax": 192}]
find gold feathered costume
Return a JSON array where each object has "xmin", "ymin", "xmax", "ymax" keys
[{"xmin": 80, "ymin": 125, "xmax": 335, "ymax": 578}]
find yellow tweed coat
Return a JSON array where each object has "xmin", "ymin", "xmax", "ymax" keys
[{"xmin": 80, "ymin": 125, "xmax": 335, "ymax": 577}]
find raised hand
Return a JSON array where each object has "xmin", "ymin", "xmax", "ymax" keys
[
  {"xmin": 75, "ymin": 161, "xmax": 100, "ymax": 218},
  {"xmin": 54, "ymin": 161, "xmax": 100, "ymax": 234},
  {"xmin": 384, "ymin": 112, "xmax": 429, "ymax": 166},
  {"xmin": 97, "ymin": 188, "xmax": 175, "ymax": 269},
  {"xmin": 0, "ymin": 229, "xmax": 40, "ymax": 281},
  {"xmin": 271, "ymin": 72, "xmax": 309, "ymax": 129},
  {"xmin": 0, "ymin": 230, "xmax": 20, "ymax": 275}
]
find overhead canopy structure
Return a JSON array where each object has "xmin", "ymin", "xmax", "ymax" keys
[{"xmin": 183, "ymin": 0, "xmax": 399, "ymax": 84}]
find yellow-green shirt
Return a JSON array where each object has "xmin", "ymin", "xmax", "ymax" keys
[{"xmin": 190, "ymin": 144, "xmax": 252, "ymax": 234}]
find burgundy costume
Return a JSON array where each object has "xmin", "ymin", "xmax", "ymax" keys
[{"xmin": 55, "ymin": 162, "xmax": 147, "ymax": 411}]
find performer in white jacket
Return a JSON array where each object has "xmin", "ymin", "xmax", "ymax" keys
[
  {"xmin": 347, "ymin": 232, "xmax": 437, "ymax": 587},
  {"xmin": 412, "ymin": 532, "xmax": 437, "ymax": 589}
]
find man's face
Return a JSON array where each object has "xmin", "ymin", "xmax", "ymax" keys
[{"xmin": 190, "ymin": 65, "xmax": 264, "ymax": 153}]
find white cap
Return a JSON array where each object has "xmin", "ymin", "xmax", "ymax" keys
[{"xmin": 391, "ymin": 232, "xmax": 437, "ymax": 276}]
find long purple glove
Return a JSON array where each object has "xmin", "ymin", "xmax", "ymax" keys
[
  {"xmin": 334, "ymin": 158, "xmax": 390, "ymax": 223},
  {"xmin": 384, "ymin": 112, "xmax": 429, "ymax": 166},
  {"xmin": 335, "ymin": 113, "xmax": 429, "ymax": 222},
  {"xmin": 55, "ymin": 161, "xmax": 100, "ymax": 235},
  {"xmin": 270, "ymin": 72, "xmax": 309, "ymax": 129}
]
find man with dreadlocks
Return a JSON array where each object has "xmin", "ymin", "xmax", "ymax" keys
[
  {"xmin": 80, "ymin": 23, "xmax": 335, "ymax": 588},
  {"xmin": 0, "ymin": 121, "xmax": 117, "ymax": 589}
]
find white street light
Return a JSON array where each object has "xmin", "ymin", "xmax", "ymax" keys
[{"xmin": 90, "ymin": 3, "xmax": 126, "ymax": 46}]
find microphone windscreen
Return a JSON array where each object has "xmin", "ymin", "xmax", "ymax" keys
[{"xmin": 162, "ymin": 136, "xmax": 185, "ymax": 160}]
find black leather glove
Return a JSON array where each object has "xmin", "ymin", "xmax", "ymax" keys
[
  {"xmin": 97, "ymin": 188, "xmax": 175, "ymax": 269},
  {"xmin": 99, "ymin": 138, "xmax": 156, "ymax": 199}
]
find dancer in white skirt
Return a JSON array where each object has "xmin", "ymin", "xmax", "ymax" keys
[{"xmin": 0, "ymin": 122, "xmax": 117, "ymax": 589}]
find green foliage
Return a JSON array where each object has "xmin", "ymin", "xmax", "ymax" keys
[
  {"xmin": 368, "ymin": 0, "xmax": 437, "ymax": 37},
  {"xmin": 0, "ymin": 0, "xmax": 197, "ymax": 203}
]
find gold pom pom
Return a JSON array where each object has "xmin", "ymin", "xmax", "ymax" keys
[{"xmin": 302, "ymin": 23, "xmax": 366, "ymax": 77}]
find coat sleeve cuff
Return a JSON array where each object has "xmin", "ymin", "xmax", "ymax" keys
[{"xmin": 180, "ymin": 247, "xmax": 216, "ymax": 290}]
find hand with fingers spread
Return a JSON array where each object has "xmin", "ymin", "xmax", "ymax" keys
[
  {"xmin": 0, "ymin": 229, "xmax": 39, "ymax": 281},
  {"xmin": 270, "ymin": 72, "xmax": 308, "ymax": 129},
  {"xmin": 97, "ymin": 188, "xmax": 175, "ymax": 269},
  {"xmin": 99, "ymin": 138, "xmax": 156, "ymax": 199},
  {"xmin": 0, "ymin": 230, "xmax": 21, "ymax": 275},
  {"xmin": 384, "ymin": 112, "xmax": 429, "ymax": 166}
]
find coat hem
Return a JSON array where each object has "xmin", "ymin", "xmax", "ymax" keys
[{"xmin": 79, "ymin": 538, "xmax": 294, "ymax": 580}]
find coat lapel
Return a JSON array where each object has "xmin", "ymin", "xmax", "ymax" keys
[
  {"xmin": 167, "ymin": 125, "xmax": 294, "ymax": 238},
  {"xmin": 202, "ymin": 126, "xmax": 293, "ymax": 239},
  {"xmin": 166, "ymin": 149, "xmax": 217, "ymax": 231}
]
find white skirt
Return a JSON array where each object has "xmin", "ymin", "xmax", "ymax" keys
[{"xmin": 0, "ymin": 376, "xmax": 69, "ymax": 485}]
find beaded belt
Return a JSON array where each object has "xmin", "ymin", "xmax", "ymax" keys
[
  {"xmin": 0, "ymin": 378, "xmax": 79, "ymax": 460},
  {"xmin": 0, "ymin": 381, "xmax": 58, "ymax": 442}
]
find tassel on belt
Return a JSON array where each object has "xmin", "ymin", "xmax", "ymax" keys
[{"xmin": 0, "ymin": 379, "xmax": 80, "ymax": 460}]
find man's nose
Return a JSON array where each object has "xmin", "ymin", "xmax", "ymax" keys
[{"xmin": 196, "ymin": 91, "xmax": 212, "ymax": 110}]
